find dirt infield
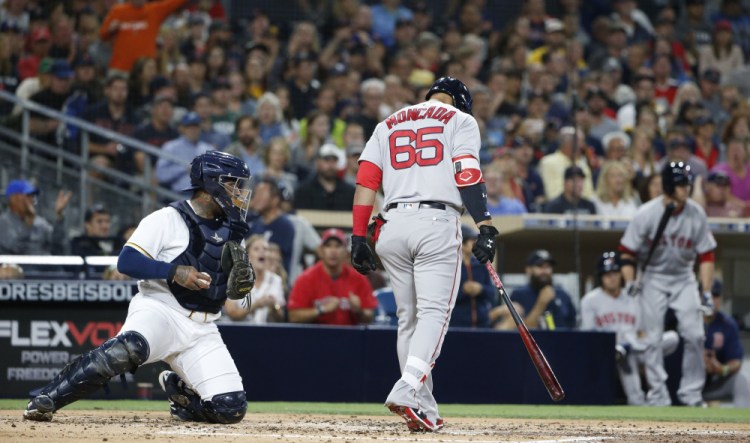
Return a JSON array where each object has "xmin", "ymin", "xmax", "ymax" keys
[{"xmin": 3, "ymin": 410, "xmax": 750, "ymax": 443}]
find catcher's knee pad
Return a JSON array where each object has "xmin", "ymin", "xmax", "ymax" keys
[
  {"xmin": 31, "ymin": 330, "xmax": 149, "ymax": 411},
  {"xmin": 205, "ymin": 391, "xmax": 247, "ymax": 424}
]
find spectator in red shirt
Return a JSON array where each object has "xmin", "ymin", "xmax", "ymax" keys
[{"xmin": 288, "ymin": 228, "xmax": 376, "ymax": 326}]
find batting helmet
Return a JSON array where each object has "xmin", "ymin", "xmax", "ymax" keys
[
  {"xmin": 661, "ymin": 161, "xmax": 692, "ymax": 195},
  {"xmin": 425, "ymin": 76, "xmax": 473, "ymax": 115},
  {"xmin": 596, "ymin": 251, "xmax": 621, "ymax": 276},
  {"xmin": 184, "ymin": 151, "xmax": 252, "ymax": 222}
]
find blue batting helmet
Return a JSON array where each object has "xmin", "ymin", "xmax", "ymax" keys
[
  {"xmin": 185, "ymin": 151, "xmax": 252, "ymax": 222},
  {"xmin": 597, "ymin": 251, "xmax": 621, "ymax": 276},
  {"xmin": 425, "ymin": 76, "xmax": 473, "ymax": 115},
  {"xmin": 661, "ymin": 161, "xmax": 692, "ymax": 196}
]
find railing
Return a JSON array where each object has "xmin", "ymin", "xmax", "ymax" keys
[{"xmin": 0, "ymin": 89, "xmax": 187, "ymax": 227}]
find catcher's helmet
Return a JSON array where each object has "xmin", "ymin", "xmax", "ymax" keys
[
  {"xmin": 596, "ymin": 251, "xmax": 621, "ymax": 276},
  {"xmin": 661, "ymin": 161, "xmax": 692, "ymax": 195},
  {"xmin": 184, "ymin": 151, "xmax": 252, "ymax": 222},
  {"xmin": 425, "ymin": 76, "xmax": 473, "ymax": 115}
]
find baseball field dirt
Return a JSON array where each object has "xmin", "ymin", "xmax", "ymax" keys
[{"xmin": 3, "ymin": 409, "xmax": 750, "ymax": 443}]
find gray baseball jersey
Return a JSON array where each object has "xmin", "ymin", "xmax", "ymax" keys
[
  {"xmin": 580, "ymin": 287, "xmax": 644, "ymax": 351},
  {"xmin": 620, "ymin": 198, "xmax": 716, "ymax": 279},
  {"xmin": 359, "ymin": 99, "xmax": 481, "ymax": 208},
  {"xmin": 363, "ymin": 99, "xmax": 481, "ymax": 426}
]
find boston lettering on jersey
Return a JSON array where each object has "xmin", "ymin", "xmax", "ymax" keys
[
  {"xmin": 594, "ymin": 312, "xmax": 637, "ymax": 328},
  {"xmin": 385, "ymin": 106, "xmax": 456, "ymax": 129},
  {"xmin": 646, "ymin": 234, "xmax": 694, "ymax": 250}
]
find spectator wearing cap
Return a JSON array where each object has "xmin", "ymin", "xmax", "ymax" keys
[
  {"xmin": 370, "ymin": 0, "xmax": 414, "ymax": 49},
  {"xmin": 223, "ymin": 234, "xmax": 285, "ymax": 324},
  {"xmin": 703, "ymin": 278, "xmax": 750, "ymax": 407},
  {"xmin": 70, "ymin": 52, "xmax": 103, "ymax": 107},
  {"xmin": 701, "ymin": 171, "xmax": 747, "ymax": 217},
  {"xmin": 295, "ymin": 143, "xmax": 355, "ymax": 211},
  {"xmin": 17, "ymin": 26, "xmax": 51, "ymax": 80},
  {"xmin": 539, "ymin": 127, "xmax": 595, "ymax": 200},
  {"xmin": 698, "ymin": 20, "xmax": 745, "ymax": 81},
  {"xmin": 248, "ymin": 177, "xmax": 296, "ymax": 276},
  {"xmin": 28, "ymin": 59, "xmax": 74, "ymax": 146},
  {"xmin": 510, "ymin": 136, "xmax": 546, "ymax": 213},
  {"xmin": 223, "ymin": 115, "xmax": 264, "ymax": 178},
  {"xmin": 526, "ymin": 18, "xmax": 567, "ymax": 66},
  {"xmin": 693, "ymin": 115, "xmax": 721, "ymax": 169},
  {"xmin": 190, "ymin": 92, "xmax": 230, "ymax": 150},
  {"xmin": 676, "ymin": 0, "xmax": 713, "ymax": 51},
  {"xmin": 483, "ymin": 164, "xmax": 527, "ymax": 216},
  {"xmin": 510, "ymin": 250, "xmax": 576, "ymax": 330},
  {"xmin": 659, "ymin": 133, "xmax": 709, "ymax": 180},
  {"xmin": 449, "ymin": 225, "xmax": 497, "ymax": 328},
  {"xmin": 288, "ymin": 228, "xmax": 376, "ymax": 326},
  {"xmin": 343, "ymin": 143, "xmax": 365, "ymax": 187},
  {"xmin": 0, "ymin": 179, "xmax": 71, "ymax": 255},
  {"xmin": 712, "ymin": 137, "xmax": 750, "ymax": 202},
  {"xmin": 100, "ymin": 0, "xmax": 188, "ymax": 72},
  {"xmin": 12, "ymin": 57, "xmax": 52, "ymax": 116},
  {"xmin": 70, "ymin": 204, "xmax": 116, "ymax": 256},
  {"xmin": 133, "ymin": 94, "xmax": 179, "ymax": 171},
  {"xmin": 208, "ymin": 77, "xmax": 239, "ymax": 137},
  {"xmin": 286, "ymin": 50, "xmax": 320, "ymax": 120},
  {"xmin": 699, "ymin": 69, "xmax": 724, "ymax": 122},
  {"xmin": 593, "ymin": 161, "xmax": 639, "ymax": 218},
  {"xmin": 82, "ymin": 74, "xmax": 139, "ymax": 173},
  {"xmin": 543, "ymin": 166, "xmax": 597, "ymax": 215},
  {"xmin": 585, "ymin": 87, "xmax": 620, "ymax": 144},
  {"xmin": 156, "ymin": 112, "xmax": 213, "ymax": 192}
]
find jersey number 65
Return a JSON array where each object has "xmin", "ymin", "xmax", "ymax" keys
[{"xmin": 389, "ymin": 127, "xmax": 444, "ymax": 169}]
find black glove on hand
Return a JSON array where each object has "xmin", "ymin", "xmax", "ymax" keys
[
  {"xmin": 351, "ymin": 235, "xmax": 376, "ymax": 275},
  {"xmin": 472, "ymin": 225, "xmax": 499, "ymax": 264}
]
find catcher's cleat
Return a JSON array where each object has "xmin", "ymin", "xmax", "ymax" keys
[
  {"xmin": 387, "ymin": 404, "xmax": 441, "ymax": 432},
  {"xmin": 159, "ymin": 370, "xmax": 199, "ymax": 420},
  {"xmin": 23, "ymin": 395, "xmax": 55, "ymax": 422}
]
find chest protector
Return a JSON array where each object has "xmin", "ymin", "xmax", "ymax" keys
[{"xmin": 167, "ymin": 201, "xmax": 249, "ymax": 313}]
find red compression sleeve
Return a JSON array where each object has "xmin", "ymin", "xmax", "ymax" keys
[
  {"xmin": 698, "ymin": 251, "xmax": 715, "ymax": 264},
  {"xmin": 356, "ymin": 161, "xmax": 382, "ymax": 191},
  {"xmin": 352, "ymin": 205, "xmax": 372, "ymax": 237}
]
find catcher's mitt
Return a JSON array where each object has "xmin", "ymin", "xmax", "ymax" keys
[{"xmin": 221, "ymin": 240, "xmax": 255, "ymax": 300}]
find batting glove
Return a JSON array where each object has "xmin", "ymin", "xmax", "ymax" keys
[
  {"xmin": 624, "ymin": 281, "xmax": 642, "ymax": 297},
  {"xmin": 472, "ymin": 225, "xmax": 499, "ymax": 264},
  {"xmin": 700, "ymin": 291, "xmax": 715, "ymax": 316},
  {"xmin": 351, "ymin": 235, "xmax": 376, "ymax": 275}
]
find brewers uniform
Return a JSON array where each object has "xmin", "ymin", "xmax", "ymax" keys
[
  {"xmin": 619, "ymin": 162, "xmax": 717, "ymax": 406},
  {"xmin": 24, "ymin": 152, "xmax": 253, "ymax": 423},
  {"xmin": 351, "ymin": 77, "xmax": 498, "ymax": 432}
]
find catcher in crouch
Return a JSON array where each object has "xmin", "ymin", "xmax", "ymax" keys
[{"xmin": 24, "ymin": 151, "xmax": 256, "ymax": 424}]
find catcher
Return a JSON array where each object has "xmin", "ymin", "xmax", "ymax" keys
[{"xmin": 24, "ymin": 151, "xmax": 256, "ymax": 423}]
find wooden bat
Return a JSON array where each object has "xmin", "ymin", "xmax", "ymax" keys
[{"xmin": 484, "ymin": 262, "xmax": 565, "ymax": 402}]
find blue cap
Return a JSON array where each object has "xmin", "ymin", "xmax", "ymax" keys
[
  {"xmin": 5, "ymin": 179, "xmax": 39, "ymax": 197},
  {"xmin": 50, "ymin": 59, "xmax": 74, "ymax": 79},
  {"xmin": 180, "ymin": 112, "xmax": 202, "ymax": 126}
]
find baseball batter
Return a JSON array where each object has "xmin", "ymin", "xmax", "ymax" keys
[
  {"xmin": 350, "ymin": 77, "xmax": 498, "ymax": 432},
  {"xmin": 619, "ymin": 162, "xmax": 717, "ymax": 406},
  {"xmin": 580, "ymin": 251, "xmax": 678, "ymax": 405},
  {"xmin": 24, "ymin": 151, "xmax": 255, "ymax": 423}
]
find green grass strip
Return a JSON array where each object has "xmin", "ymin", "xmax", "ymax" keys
[{"xmin": 1, "ymin": 400, "xmax": 747, "ymax": 423}]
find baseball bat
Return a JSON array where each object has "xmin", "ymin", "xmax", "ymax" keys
[
  {"xmin": 640, "ymin": 202, "xmax": 676, "ymax": 273},
  {"xmin": 484, "ymin": 262, "xmax": 565, "ymax": 402}
]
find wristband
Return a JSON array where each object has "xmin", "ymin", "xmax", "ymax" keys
[
  {"xmin": 722, "ymin": 364, "xmax": 730, "ymax": 377},
  {"xmin": 315, "ymin": 300, "xmax": 324, "ymax": 316}
]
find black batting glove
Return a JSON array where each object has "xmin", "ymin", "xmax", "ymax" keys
[
  {"xmin": 472, "ymin": 225, "xmax": 499, "ymax": 264},
  {"xmin": 351, "ymin": 235, "xmax": 376, "ymax": 275}
]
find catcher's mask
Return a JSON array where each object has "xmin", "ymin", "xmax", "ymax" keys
[{"xmin": 184, "ymin": 151, "xmax": 252, "ymax": 221}]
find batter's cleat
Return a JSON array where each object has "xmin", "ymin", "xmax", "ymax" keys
[
  {"xmin": 406, "ymin": 416, "xmax": 445, "ymax": 432},
  {"xmin": 23, "ymin": 395, "xmax": 55, "ymax": 422},
  {"xmin": 159, "ymin": 370, "xmax": 198, "ymax": 420},
  {"xmin": 387, "ymin": 404, "xmax": 440, "ymax": 432}
]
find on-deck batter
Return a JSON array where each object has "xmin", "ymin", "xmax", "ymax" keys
[
  {"xmin": 350, "ymin": 77, "xmax": 499, "ymax": 432},
  {"xmin": 619, "ymin": 161, "xmax": 717, "ymax": 406}
]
